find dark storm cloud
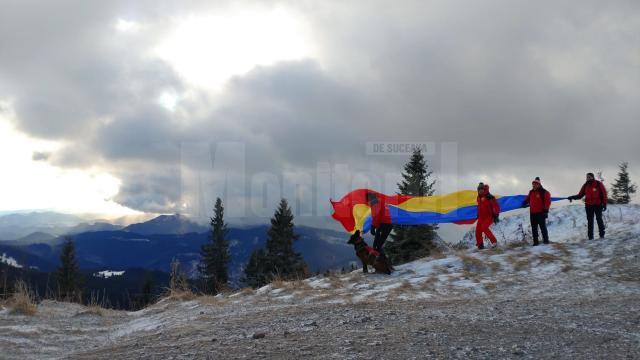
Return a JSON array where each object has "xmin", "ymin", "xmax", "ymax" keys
[{"xmin": 1, "ymin": 0, "xmax": 639, "ymax": 213}]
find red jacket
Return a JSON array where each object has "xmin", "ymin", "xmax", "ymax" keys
[
  {"xmin": 575, "ymin": 180, "xmax": 608, "ymax": 206},
  {"xmin": 524, "ymin": 189, "xmax": 551, "ymax": 214},
  {"xmin": 370, "ymin": 196, "xmax": 392, "ymax": 228},
  {"xmin": 477, "ymin": 185, "xmax": 500, "ymax": 219}
]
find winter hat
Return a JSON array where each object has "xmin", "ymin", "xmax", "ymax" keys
[
  {"xmin": 477, "ymin": 182, "xmax": 485, "ymax": 190},
  {"xmin": 532, "ymin": 177, "xmax": 541, "ymax": 186},
  {"xmin": 587, "ymin": 172, "xmax": 595, "ymax": 178}
]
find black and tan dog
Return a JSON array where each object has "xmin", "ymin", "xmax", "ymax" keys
[{"xmin": 348, "ymin": 230, "xmax": 393, "ymax": 275}]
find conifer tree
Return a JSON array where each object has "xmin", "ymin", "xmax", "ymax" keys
[
  {"xmin": 56, "ymin": 237, "xmax": 82, "ymax": 301},
  {"xmin": 384, "ymin": 149, "xmax": 438, "ymax": 264},
  {"xmin": 611, "ymin": 162, "xmax": 637, "ymax": 204},
  {"xmin": 140, "ymin": 272, "xmax": 154, "ymax": 308},
  {"xmin": 242, "ymin": 199, "xmax": 307, "ymax": 288},
  {"xmin": 264, "ymin": 199, "xmax": 306, "ymax": 279},
  {"xmin": 242, "ymin": 248, "xmax": 268, "ymax": 288},
  {"xmin": 199, "ymin": 198, "xmax": 230, "ymax": 294}
]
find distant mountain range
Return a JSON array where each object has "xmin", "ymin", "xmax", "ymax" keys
[
  {"xmin": 0, "ymin": 213, "xmax": 357, "ymax": 285},
  {"xmin": 123, "ymin": 214, "xmax": 207, "ymax": 235}
]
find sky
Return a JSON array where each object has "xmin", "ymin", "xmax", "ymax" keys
[{"xmin": 0, "ymin": 0, "xmax": 638, "ymax": 226}]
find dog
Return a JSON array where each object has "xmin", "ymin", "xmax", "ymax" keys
[{"xmin": 348, "ymin": 230, "xmax": 393, "ymax": 275}]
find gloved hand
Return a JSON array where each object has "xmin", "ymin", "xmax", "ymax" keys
[
  {"xmin": 493, "ymin": 215, "xmax": 500, "ymax": 224},
  {"xmin": 370, "ymin": 226, "xmax": 376, "ymax": 236},
  {"xmin": 521, "ymin": 201, "xmax": 528, "ymax": 208},
  {"xmin": 602, "ymin": 204, "xmax": 607, "ymax": 212},
  {"xmin": 543, "ymin": 210, "xmax": 549, "ymax": 219},
  {"xmin": 567, "ymin": 196, "xmax": 574, "ymax": 202}
]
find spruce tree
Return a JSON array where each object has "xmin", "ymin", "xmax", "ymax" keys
[
  {"xmin": 56, "ymin": 237, "xmax": 82, "ymax": 302},
  {"xmin": 264, "ymin": 199, "xmax": 306, "ymax": 280},
  {"xmin": 611, "ymin": 162, "xmax": 637, "ymax": 204},
  {"xmin": 242, "ymin": 248, "xmax": 268, "ymax": 288},
  {"xmin": 242, "ymin": 199, "xmax": 307, "ymax": 288},
  {"xmin": 140, "ymin": 272, "xmax": 154, "ymax": 308},
  {"xmin": 384, "ymin": 149, "xmax": 438, "ymax": 264},
  {"xmin": 199, "ymin": 197, "xmax": 230, "ymax": 294}
]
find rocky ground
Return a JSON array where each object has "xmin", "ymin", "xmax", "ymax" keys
[{"xmin": 1, "ymin": 204, "xmax": 639, "ymax": 359}]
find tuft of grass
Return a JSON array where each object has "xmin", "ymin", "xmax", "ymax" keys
[
  {"xmin": 10, "ymin": 280, "xmax": 37, "ymax": 316},
  {"xmin": 483, "ymin": 282, "xmax": 498, "ymax": 291},
  {"xmin": 486, "ymin": 261, "xmax": 502, "ymax": 272},
  {"xmin": 537, "ymin": 252, "xmax": 562, "ymax": 264},
  {"xmin": 506, "ymin": 254, "xmax": 532, "ymax": 272},
  {"xmin": 389, "ymin": 280, "xmax": 414, "ymax": 297},
  {"xmin": 429, "ymin": 250, "xmax": 448, "ymax": 260},
  {"xmin": 552, "ymin": 243, "xmax": 572, "ymax": 257},
  {"xmin": 459, "ymin": 254, "xmax": 489, "ymax": 273},
  {"xmin": 164, "ymin": 258, "xmax": 196, "ymax": 301},
  {"xmin": 506, "ymin": 240, "xmax": 529, "ymax": 250}
]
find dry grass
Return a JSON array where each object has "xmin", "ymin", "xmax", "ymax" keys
[
  {"xmin": 271, "ymin": 274, "xmax": 313, "ymax": 291},
  {"xmin": 506, "ymin": 254, "xmax": 532, "ymax": 272},
  {"xmin": 429, "ymin": 250, "xmax": 448, "ymax": 260},
  {"xmin": 483, "ymin": 281, "xmax": 498, "ymax": 291},
  {"xmin": 165, "ymin": 288, "xmax": 197, "ymax": 302},
  {"xmin": 486, "ymin": 261, "xmax": 502, "ymax": 272},
  {"xmin": 506, "ymin": 240, "xmax": 529, "ymax": 250},
  {"xmin": 389, "ymin": 280, "xmax": 414, "ymax": 297},
  {"xmin": 551, "ymin": 243, "xmax": 572, "ymax": 257},
  {"xmin": 164, "ymin": 258, "xmax": 196, "ymax": 301},
  {"xmin": 416, "ymin": 275, "xmax": 439, "ymax": 291},
  {"xmin": 9, "ymin": 280, "xmax": 37, "ymax": 316},
  {"xmin": 237, "ymin": 287, "xmax": 255, "ymax": 296},
  {"xmin": 459, "ymin": 254, "xmax": 489, "ymax": 273},
  {"xmin": 537, "ymin": 252, "xmax": 562, "ymax": 264},
  {"xmin": 196, "ymin": 294, "xmax": 226, "ymax": 306}
]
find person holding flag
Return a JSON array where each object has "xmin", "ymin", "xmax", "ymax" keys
[
  {"xmin": 476, "ymin": 183, "xmax": 500, "ymax": 250},
  {"xmin": 366, "ymin": 191, "xmax": 393, "ymax": 259},
  {"xmin": 523, "ymin": 177, "xmax": 552, "ymax": 245},
  {"xmin": 567, "ymin": 172, "xmax": 608, "ymax": 240}
]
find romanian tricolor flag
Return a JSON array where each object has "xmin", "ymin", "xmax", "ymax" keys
[{"xmin": 330, "ymin": 189, "xmax": 563, "ymax": 233}]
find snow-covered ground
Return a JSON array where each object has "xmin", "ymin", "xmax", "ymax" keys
[
  {"xmin": 1, "ymin": 204, "xmax": 639, "ymax": 359},
  {"xmin": 0, "ymin": 252, "xmax": 22, "ymax": 268},
  {"xmin": 92, "ymin": 270, "xmax": 126, "ymax": 279}
]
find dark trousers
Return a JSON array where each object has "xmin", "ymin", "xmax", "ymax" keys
[
  {"xmin": 585, "ymin": 205, "xmax": 605, "ymax": 239},
  {"xmin": 530, "ymin": 212, "xmax": 549, "ymax": 244},
  {"xmin": 373, "ymin": 223, "xmax": 393, "ymax": 255}
]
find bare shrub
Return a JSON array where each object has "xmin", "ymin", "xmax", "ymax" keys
[
  {"xmin": 10, "ymin": 280, "xmax": 37, "ymax": 316},
  {"xmin": 164, "ymin": 258, "xmax": 196, "ymax": 301}
]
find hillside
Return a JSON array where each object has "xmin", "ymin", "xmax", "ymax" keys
[
  {"xmin": 1, "ymin": 204, "xmax": 639, "ymax": 359},
  {"xmin": 0, "ymin": 216, "xmax": 358, "ymax": 285}
]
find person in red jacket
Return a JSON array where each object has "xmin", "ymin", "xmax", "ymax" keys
[
  {"xmin": 366, "ymin": 192, "xmax": 393, "ymax": 258},
  {"xmin": 567, "ymin": 172, "xmax": 608, "ymax": 239},
  {"xmin": 476, "ymin": 183, "xmax": 500, "ymax": 250},
  {"xmin": 522, "ymin": 177, "xmax": 551, "ymax": 245}
]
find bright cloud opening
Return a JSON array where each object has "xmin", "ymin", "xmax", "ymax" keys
[
  {"xmin": 0, "ymin": 102, "xmax": 140, "ymax": 216},
  {"xmin": 154, "ymin": 7, "xmax": 313, "ymax": 91}
]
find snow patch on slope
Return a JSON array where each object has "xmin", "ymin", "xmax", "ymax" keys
[{"xmin": 0, "ymin": 253, "xmax": 22, "ymax": 268}]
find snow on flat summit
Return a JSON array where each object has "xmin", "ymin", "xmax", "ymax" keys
[
  {"xmin": 1, "ymin": 204, "xmax": 639, "ymax": 359},
  {"xmin": 241, "ymin": 204, "xmax": 640, "ymax": 304}
]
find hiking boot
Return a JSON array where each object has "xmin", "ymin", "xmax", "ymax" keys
[
  {"xmin": 532, "ymin": 240, "xmax": 539, "ymax": 246},
  {"xmin": 477, "ymin": 244, "xmax": 485, "ymax": 250},
  {"xmin": 489, "ymin": 242, "xmax": 498, "ymax": 249},
  {"xmin": 543, "ymin": 240, "xmax": 550, "ymax": 244}
]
